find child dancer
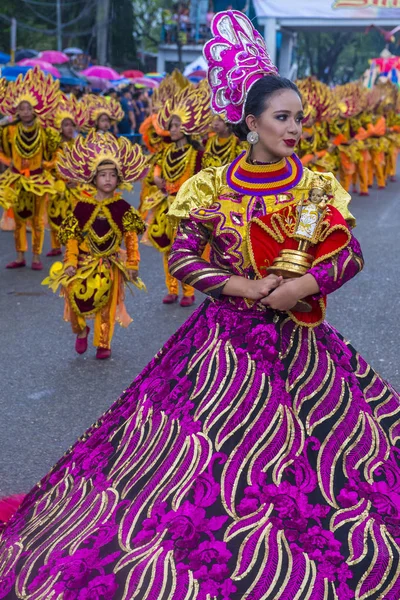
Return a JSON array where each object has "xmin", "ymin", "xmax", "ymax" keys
[{"xmin": 43, "ymin": 131, "xmax": 147, "ymax": 359}]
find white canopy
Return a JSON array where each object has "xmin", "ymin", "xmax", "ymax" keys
[
  {"xmin": 183, "ymin": 55, "xmax": 208, "ymax": 76},
  {"xmin": 253, "ymin": 0, "xmax": 400, "ymax": 21},
  {"xmin": 253, "ymin": 0, "xmax": 400, "ymax": 77}
]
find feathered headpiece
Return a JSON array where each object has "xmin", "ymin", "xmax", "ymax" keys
[
  {"xmin": 56, "ymin": 130, "xmax": 148, "ymax": 184},
  {"xmin": 152, "ymin": 69, "xmax": 190, "ymax": 112},
  {"xmin": 203, "ymin": 10, "xmax": 278, "ymax": 124},
  {"xmin": 49, "ymin": 94, "xmax": 88, "ymax": 131},
  {"xmin": 365, "ymin": 86, "xmax": 382, "ymax": 112},
  {"xmin": 157, "ymin": 80, "xmax": 212, "ymax": 136},
  {"xmin": 0, "ymin": 66, "xmax": 60, "ymax": 123},
  {"xmin": 84, "ymin": 95, "xmax": 124, "ymax": 128},
  {"xmin": 376, "ymin": 80, "xmax": 398, "ymax": 109},
  {"xmin": 334, "ymin": 83, "xmax": 366, "ymax": 119},
  {"xmin": 296, "ymin": 77, "xmax": 338, "ymax": 123}
]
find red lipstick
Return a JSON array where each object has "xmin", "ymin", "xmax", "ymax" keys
[{"xmin": 283, "ymin": 139, "xmax": 297, "ymax": 147}]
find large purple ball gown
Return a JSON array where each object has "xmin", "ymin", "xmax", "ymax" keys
[{"xmin": 0, "ymin": 164, "xmax": 399, "ymax": 600}]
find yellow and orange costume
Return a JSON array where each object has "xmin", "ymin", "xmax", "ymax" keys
[
  {"xmin": 43, "ymin": 131, "xmax": 147, "ymax": 354},
  {"xmin": 142, "ymin": 81, "xmax": 212, "ymax": 304},
  {"xmin": 45, "ymin": 94, "xmax": 89, "ymax": 254},
  {"xmin": 139, "ymin": 70, "xmax": 188, "ymax": 214},
  {"xmin": 296, "ymin": 77, "xmax": 400, "ymax": 195},
  {"xmin": 296, "ymin": 78, "xmax": 339, "ymax": 175},
  {"xmin": 0, "ymin": 67, "xmax": 60, "ymax": 266}
]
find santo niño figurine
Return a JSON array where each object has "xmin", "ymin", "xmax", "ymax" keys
[
  {"xmin": 267, "ymin": 182, "xmax": 331, "ymax": 280},
  {"xmin": 248, "ymin": 178, "xmax": 353, "ymax": 326}
]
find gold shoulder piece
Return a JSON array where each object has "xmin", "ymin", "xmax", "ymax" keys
[
  {"xmin": 168, "ymin": 165, "xmax": 227, "ymax": 226},
  {"xmin": 58, "ymin": 214, "xmax": 83, "ymax": 245},
  {"xmin": 122, "ymin": 206, "xmax": 146, "ymax": 235}
]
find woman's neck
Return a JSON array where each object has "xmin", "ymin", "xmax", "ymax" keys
[{"xmin": 249, "ymin": 144, "xmax": 282, "ymax": 165}]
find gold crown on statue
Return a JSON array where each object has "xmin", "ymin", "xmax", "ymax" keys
[
  {"xmin": 0, "ymin": 66, "xmax": 60, "ymax": 123},
  {"xmin": 157, "ymin": 80, "xmax": 212, "ymax": 136},
  {"xmin": 56, "ymin": 130, "xmax": 148, "ymax": 184},
  {"xmin": 310, "ymin": 177, "xmax": 333, "ymax": 196}
]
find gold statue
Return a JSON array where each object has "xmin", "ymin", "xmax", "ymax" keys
[{"xmin": 267, "ymin": 181, "xmax": 331, "ymax": 312}]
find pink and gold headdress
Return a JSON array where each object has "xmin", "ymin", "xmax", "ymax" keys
[
  {"xmin": 84, "ymin": 95, "xmax": 124, "ymax": 128},
  {"xmin": 56, "ymin": 130, "xmax": 147, "ymax": 184},
  {"xmin": 157, "ymin": 80, "xmax": 212, "ymax": 136},
  {"xmin": 0, "ymin": 66, "xmax": 60, "ymax": 123},
  {"xmin": 296, "ymin": 77, "xmax": 339, "ymax": 123},
  {"xmin": 49, "ymin": 94, "xmax": 88, "ymax": 131},
  {"xmin": 203, "ymin": 10, "xmax": 278, "ymax": 124}
]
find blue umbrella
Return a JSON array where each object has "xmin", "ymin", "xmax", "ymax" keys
[
  {"xmin": 0, "ymin": 51, "xmax": 10, "ymax": 64},
  {"xmin": 60, "ymin": 76, "xmax": 85, "ymax": 87},
  {"xmin": 1, "ymin": 65, "xmax": 54, "ymax": 81}
]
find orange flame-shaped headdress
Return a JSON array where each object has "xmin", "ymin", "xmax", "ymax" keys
[
  {"xmin": 84, "ymin": 95, "xmax": 124, "ymax": 128},
  {"xmin": 48, "ymin": 94, "xmax": 89, "ymax": 131},
  {"xmin": 56, "ymin": 130, "xmax": 148, "ymax": 184},
  {"xmin": 0, "ymin": 66, "xmax": 60, "ymax": 123},
  {"xmin": 157, "ymin": 80, "xmax": 212, "ymax": 136}
]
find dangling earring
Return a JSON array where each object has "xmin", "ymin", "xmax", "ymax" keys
[{"xmin": 247, "ymin": 130, "xmax": 259, "ymax": 145}]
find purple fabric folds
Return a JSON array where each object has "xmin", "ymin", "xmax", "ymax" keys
[{"xmin": 1, "ymin": 200, "xmax": 400, "ymax": 600}]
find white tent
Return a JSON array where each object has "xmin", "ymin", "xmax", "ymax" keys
[
  {"xmin": 183, "ymin": 55, "xmax": 208, "ymax": 76},
  {"xmin": 253, "ymin": 0, "xmax": 400, "ymax": 76}
]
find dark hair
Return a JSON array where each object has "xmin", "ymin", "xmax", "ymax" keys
[
  {"xmin": 233, "ymin": 75, "xmax": 301, "ymax": 141},
  {"xmin": 186, "ymin": 135, "xmax": 203, "ymax": 150}
]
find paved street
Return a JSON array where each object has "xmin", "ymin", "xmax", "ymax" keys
[{"xmin": 0, "ymin": 181, "xmax": 399, "ymax": 498}]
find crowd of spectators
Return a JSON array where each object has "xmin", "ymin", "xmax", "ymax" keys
[{"xmin": 161, "ymin": 3, "xmax": 215, "ymax": 45}]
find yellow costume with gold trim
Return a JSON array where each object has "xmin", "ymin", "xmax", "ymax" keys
[
  {"xmin": 43, "ymin": 131, "xmax": 147, "ymax": 350},
  {"xmin": 143, "ymin": 81, "xmax": 213, "ymax": 300},
  {"xmin": 203, "ymin": 133, "xmax": 248, "ymax": 167},
  {"xmin": 45, "ymin": 95, "xmax": 90, "ymax": 251},
  {"xmin": 0, "ymin": 67, "xmax": 60, "ymax": 257}
]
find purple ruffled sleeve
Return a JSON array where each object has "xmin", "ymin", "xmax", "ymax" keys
[
  {"xmin": 169, "ymin": 219, "xmax": 232, "ymax": 298},
  {"xmin": 309, "ymin": 234, "xmax": 364, "ymax": 298}
]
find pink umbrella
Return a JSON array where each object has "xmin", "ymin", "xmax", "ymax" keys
[
  {"xmin": 17, "ymin": 59, "xmax": 61, "ymax": 78},
  {"xmin": 81, "ymin": 66, "xmax": 122, "ymax": 80},
  {"xmin": 86, "ymin": 76, "xmax": 112, "ymax": 91},
  {"xmin": 130, "ymin": 76, "xmax": 159, "ymax": 89},
  {"xmin": 39, "ymin": 50, "xmax": 69, "ymax": 64}
]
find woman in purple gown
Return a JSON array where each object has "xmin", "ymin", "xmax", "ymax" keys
[{"xmin": 1, "ymin": 11, "xmax": 400, "ymax": 600}]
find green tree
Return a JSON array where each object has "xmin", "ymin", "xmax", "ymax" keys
[
  {"xmin": 296, "ymin": 29, "xmax": 396, "ymax": 84},
  {"xmin": 0, "ymin": 0, "xmax": 96, "ymax": 56}
]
